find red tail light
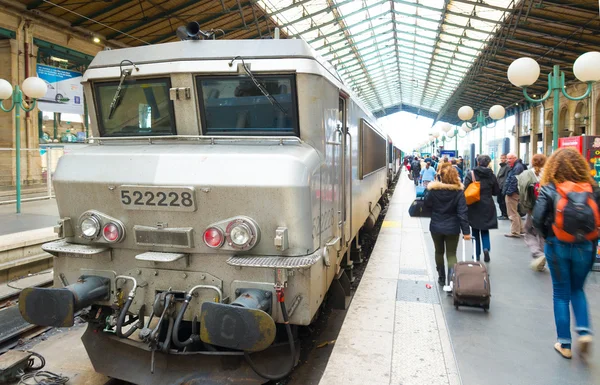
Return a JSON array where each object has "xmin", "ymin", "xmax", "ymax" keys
[
  {"xmin": 203, "ymin": 227, "xmax": 224, "ymax": 248},
  {"xmin": 103, "ymin": 222, "xmax": 122, "ymax": 242}
]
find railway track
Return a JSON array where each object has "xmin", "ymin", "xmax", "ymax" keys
[{"xmin": 0, "ymin": 271, "xmax": 54, "ymax": 354}]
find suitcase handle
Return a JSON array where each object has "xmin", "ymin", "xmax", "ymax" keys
[{"xmin": 462, "ymin": 237, "xmax": 475, "ymax": 262}]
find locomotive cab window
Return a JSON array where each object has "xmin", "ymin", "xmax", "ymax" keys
[
  {"xmin": 197, "ymin": 75, "xmax": 299, "ymax": 136},
  {"xmin": 94, "ymin": 78, "xmax": 176, "ymax": 137}
]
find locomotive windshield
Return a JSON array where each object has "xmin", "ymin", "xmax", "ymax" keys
[
  {"xmin": 197, "ymin": 75, "xmax": 298, "ymax": 136},
  {"xmin": 94, "ymin": 78, "xmax": 176, "ymax": 137}
]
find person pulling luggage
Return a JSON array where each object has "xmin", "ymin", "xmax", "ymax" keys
[
  {"xmin": 463, "ymin": 155, "xmax": 500, "ymax": 262},
  {"xmin": 424, "ymin": 163, "xmax": 471, "ymax": 289},
  {"xmin": 420, "ymin": 161, "xmax": 436, "ymax": 187},
  {"xmin": 532, "ymin": 148, "xmax": 599, "ymax": 360}
]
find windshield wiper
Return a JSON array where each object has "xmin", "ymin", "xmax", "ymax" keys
[
  {"xmin": 108, "ymin": 60, "xmax": 139, "ymax": 119},
  {"xmin": 229, "ymin": 56, "xmax": 287, "ymax": 115}
]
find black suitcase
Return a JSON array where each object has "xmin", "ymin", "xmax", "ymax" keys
[{"xmin": 452, "ymin": 239, "xmax": 491, "ymax": 311}]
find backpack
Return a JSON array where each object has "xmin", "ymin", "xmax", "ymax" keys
[
  {"xmin": 552, "ymin": 182, "xmax": 600, "ymax": 243},
  {"xmin": 522, "ymin": 170, "xmax": 540, "ymax": 211}
]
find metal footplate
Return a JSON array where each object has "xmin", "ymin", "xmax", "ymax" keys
[
  {"xmin": 41, "ymin": 239, "xmax": 108, "ymax": 257},
  {"xmin": 227, "ymin": 251, "xmax": 322, "ymax": 269}
]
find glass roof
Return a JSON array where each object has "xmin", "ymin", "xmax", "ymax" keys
[{"xmin": 257, "ymin": 0, "xmax": 515, "ymax": 115}]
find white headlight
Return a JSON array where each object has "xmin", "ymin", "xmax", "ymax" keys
[
  {"xmin": 80, "ymin": 216, "xmax": 100, "ymax": 239},
  {"xmin": 230, "ymin": 224, "xmax": 251, "ymax": 246},
  {"xmin": 225, "ymin": 217, "xmax": 259, "ymax": 250}
]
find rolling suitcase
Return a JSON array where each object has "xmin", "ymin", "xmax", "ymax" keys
[
  {"xmin": 452, "ymin": 239, "xmax": 491, "ymax": 311},
  {"xmin": 415, "ymin": 185, "xmax": 426, "ymax": 198}
]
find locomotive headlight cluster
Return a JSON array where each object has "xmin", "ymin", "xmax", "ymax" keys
[
  {"xmin": 78, "ymin": 211, "xmax": 125, "ymax": 243},
  {"xmin": 203, "ymin": 216, "xmax": 260, "ymax": 251}
]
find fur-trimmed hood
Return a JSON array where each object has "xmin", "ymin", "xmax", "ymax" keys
[{"xmin": 426, "ymin": 181, "xmax": 464, "ymax": 191}]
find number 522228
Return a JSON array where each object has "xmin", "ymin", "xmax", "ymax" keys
[{"xmin": 118, "ymin": 186, "xmax": 196, "ymax": 212}]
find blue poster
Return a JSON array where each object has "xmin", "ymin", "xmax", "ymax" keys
[
  {"xmin": 440, "ymin": 150, "xmax": 457, "ymax": 158},
  {"xmin": 36, "ymin": 64, "xmax": 84, "ymax": 114}
]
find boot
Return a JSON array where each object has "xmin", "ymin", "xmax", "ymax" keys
[
  {"xmin": 443, "ymin": 268, "xmax": 454, "ymax": 293},
  {"xmin": 436, "ymin": 267, "xmax": 446, "ymax": 286}
]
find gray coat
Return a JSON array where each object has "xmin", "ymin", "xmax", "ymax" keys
[{"xmin": 497, "ymin": 162, "xmax": 509, "ymax": 190}]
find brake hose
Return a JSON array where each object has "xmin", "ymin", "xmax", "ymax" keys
[{"xmin": 243, "ymin": 286, "xmax": 296, "ymax": 380}]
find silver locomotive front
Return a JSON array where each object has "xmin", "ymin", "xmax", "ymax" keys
[{"xmin": 19, "ymin": 39, "xmax": 388, "ymax": 385}]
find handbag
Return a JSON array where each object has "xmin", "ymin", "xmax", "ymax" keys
[
  {"xmin": 408, "ymin": 198, "xmax": 432, "ymax": 217},
  {"xmin": 464, "ymin": 170, "xmax": 481, "ymax": 205}
]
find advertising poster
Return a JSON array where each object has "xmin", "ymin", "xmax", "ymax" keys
[
  {"xmin": 36, "ymin": 64, "xmax": 84, "ymax": 114},
  {"xmin": 440, "ymin": 150, "xmax": 457, "ymax": 158}
]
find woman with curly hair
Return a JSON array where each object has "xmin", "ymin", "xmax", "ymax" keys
[
  {"xmin": 425, "ymin": 163, "xmax": 471, "ymax": 291},
  {"xmin": 533, "ymin": 148, "xmax": 599, "ymax": 360}
]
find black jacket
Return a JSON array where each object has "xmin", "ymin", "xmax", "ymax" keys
[
  {"xmin": 425, "ymin": 181, "xmax": 471, "ymax": 236},
  {"xmin": 411, "ymin": 160, "xmax": 421, "ymax": 174},
  {"xmin": 503, "ymin": 160, "xmax": 525, "ymax": 196},
  {"xmin": 497, "ymin": 162, "xmax": 509, "ymax": 190},
  {"xmin": 464, "ymin": 167, "xmax": 500, "ymax": 230},
  {"xmin": 533, "ymin": 183, "xmax": 600, "ymax": 239}
]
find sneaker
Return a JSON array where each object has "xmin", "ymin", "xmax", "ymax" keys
[
  {"xmin": 504, "ymin": 233, "xmax": 522, "ymax": 238},
  {"xmin": 443, "ymin": 281, "xmax": 454, "ymax": 293},
  {"xmin": 530, "ymin": 256, "xmax": 546, "ymax": 272},
  {"xmin": 577, "ymin": 335, "xmax": 592, "ymax": 360},
  {"xmin": 554, "ymin": 342, "xmax": 572, "ymax": 359},
  {"xmin": 484, "ymin": 249, "xmax": 490, "ymax": 263},
  {"xmin": 497, "ymin": 215, "xmax": 508, "ymax": 220}
]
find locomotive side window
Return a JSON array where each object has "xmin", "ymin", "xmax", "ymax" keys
[
  {"xmin": 196, "ymin": 75, "xmax": 299, "ymax": 136},
  {"xmin": 94, "ymin": 78, "xmax": 176, "ymax": 137}
]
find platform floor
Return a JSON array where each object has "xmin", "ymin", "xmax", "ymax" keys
[
  {"xmin": 0, "ymin": 199, "xmax": 59, "ymax": 236},
  {"xmin": 320, "ymin": 172, "xmax": 600, "ymax": 385}
]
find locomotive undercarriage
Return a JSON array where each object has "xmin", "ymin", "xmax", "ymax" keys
[{"xmin": 20, "ymin": 244, "xmax": 333, "ymax": 384}]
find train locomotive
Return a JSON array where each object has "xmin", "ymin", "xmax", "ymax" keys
[{"xmin": 19, "ymin": 27, "xmax": 401, "ymax": 385}]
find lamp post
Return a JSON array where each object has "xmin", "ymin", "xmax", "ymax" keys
[
  {"xmin": 457, "ymin": 104, "xmax": 506, "ymax": 155},
  {"xmin": 0, "ymin": 77, "xmax": 48, "ymax": 213},
  {"xmin": 507, "ymin": 52, "xmax": 600, "ymax": 151}
]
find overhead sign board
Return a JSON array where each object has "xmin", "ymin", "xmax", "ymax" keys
[
  {"xmin": 36, "ymin": 64, "xmax": 84, "ymax": 114},
  {"xmin": 440, "ymin": 150, "xmax": 457, "ymax": 158}
]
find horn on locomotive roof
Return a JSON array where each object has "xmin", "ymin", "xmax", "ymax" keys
[{"xmin": 176, "ymin": 22, "xmax": 214, "ymax": 41}]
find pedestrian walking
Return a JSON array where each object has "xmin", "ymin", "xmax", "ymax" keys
[
  {"xmin": 411, "ymin": 157, "xmax": 421, "ymax": 186},
  {"xmin": 503, "ymin": 153, "xmax": 525, "ymax": 237},
  {"xmin": 496, "ymin": 154, "xmax": 509, "ymax": 219},
  {"xmin": 424, "ymin": 163, "xmax": 471, "ymax": 290},
  {"xmin": 420, "ymin": 161, "xmax": 436, "ymax": 187},
  {"xmin": 451, "ymin": 158, "xmax": 463, "ymax": 181},
  {"xmin": 533, "ymin": 148, "xmax": 599, "ymax": 360},
  {"xmin": 463, "ymin": 155, "xmax": 500, "ymax": 262},
  {"xmin": 517, "ymin": 153, "xmax": 547, "ymax": 271}
]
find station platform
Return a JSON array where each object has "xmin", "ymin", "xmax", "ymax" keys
[
  {"xmin": 0, "ymin": 199, "xmax": 59, "ymax": 236},
  {"xmin": 320, "ymin": 172, "xmax": 600, "ymax": 385}
]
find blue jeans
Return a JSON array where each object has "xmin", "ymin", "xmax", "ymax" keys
[
  {"xmin": 471, "ymin": 228, "xmax": 490, "ymax": 260},
  {"xmin": 545, "ymin": 237, "xmax": 595, "ymax": 344}
]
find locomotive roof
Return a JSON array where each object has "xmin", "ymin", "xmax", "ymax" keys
[{"xmin": 89, "ymin": 39, "xmax": 330, "ymax": 70}]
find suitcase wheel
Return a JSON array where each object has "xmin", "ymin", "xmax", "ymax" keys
[
  {"xmin": 454, "ymin": 299, "xmax": 459, "ymax": 309},
  {"xmin": 482, "ymin": 303, "xmax": 490, "ymax": 312}
]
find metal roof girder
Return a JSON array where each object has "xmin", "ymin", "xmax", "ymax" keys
[
  {"xmin": 108, "ymin": 0, "xmax": 215, "ymax": 40},
  {"xmin": 313, "ymin": 11, "xmax": 391, "ymax": 49},
  {"xmin": 307, "ymin": 10, "xmax": 390, "ymax": 45},
  {"xmin": 323, "ymin": 34, "xmax": 395, "ymax": 57},
  {"xmin": 71, "ymin": 0, "xmax": 133, "ymax": 26},
  {"xmin": 392, "ymin": 9, "xmax": 493, "ymax": 36},
  {"xmin": 280, "ymin": 0, "xmax": 380, "ymax": 31}
]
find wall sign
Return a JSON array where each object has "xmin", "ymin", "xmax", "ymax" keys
[{"xmin": 36, "ymin": 64, "xmax": 83, "ymax": 114}]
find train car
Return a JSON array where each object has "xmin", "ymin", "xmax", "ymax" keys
[
  {"xmin": 387, "ymin": 137, "xmax": 402, "ymax": 184},
  {"xmin": 19, "ymin": 28, "xmax": 390, "ymax": 385}
]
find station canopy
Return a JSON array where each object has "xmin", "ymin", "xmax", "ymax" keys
[{"xmin": 21, "ymin": 1, "xmax": 600, "ymax": 124}]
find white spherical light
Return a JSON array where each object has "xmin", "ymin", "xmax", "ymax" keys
[
  {"xmin": 489, "ymin": 105, "xmax": 506, "ymax": 120},
  {"xmin": 507, "ymin": 57, "xmax": 540, "ymax": 87},
  {"xmin": 441, "ymin": 122, "xmax": 452, "ymax": 133},
  {"xmin": 461, "ymin": 122, "xmax": 471, "ymax": 133},
  {"xmin": 428, "ymin": 135, "xmax": 434, "ymax": 141},
  {"xmin": 573, "ymin": 52, "xmax": 600, "ymax": 82},
  {"xmin": 448, "ymin": 130, "xmax": 455, "ymax": 138},
  {"xmin": 0, "ymin": 79, "xmax": 12, "ymax": 100},
  {"xmin": 432, "ymin": 131, "xmax": 440, "ymax": 138},
  {"xmin": 458, "ymin": 106, "xmax": 474, "ymax": 121},
  {"xmin": 22, "ymin": 77, "xmax": 47, "ymax": 99}
]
